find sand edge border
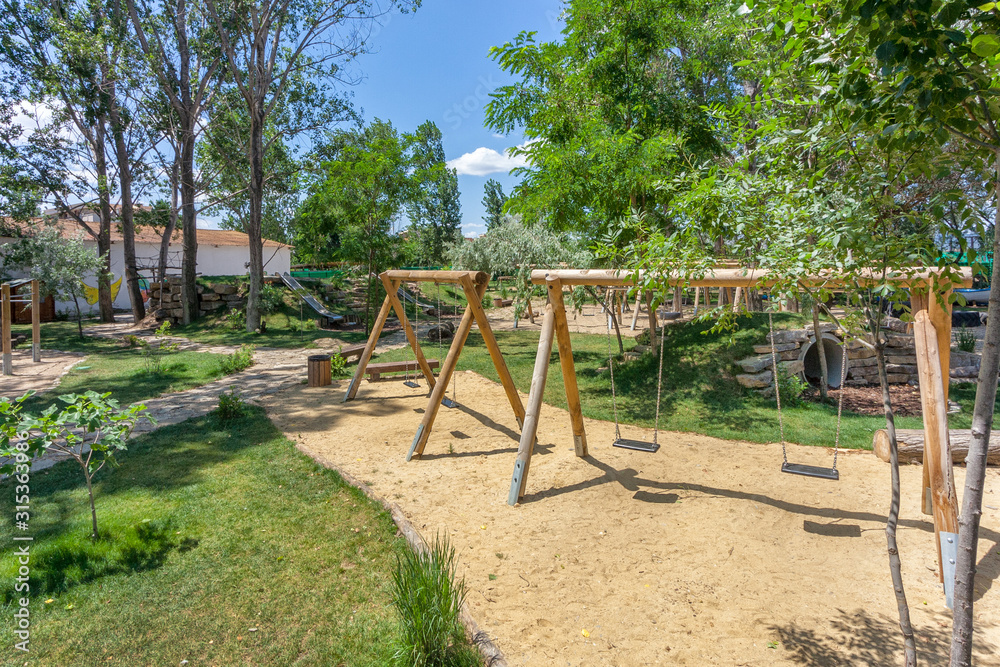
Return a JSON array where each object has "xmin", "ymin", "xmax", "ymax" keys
[{"xmin": 290, "ymin": 437, "xmax": 509, "ymax": 667}]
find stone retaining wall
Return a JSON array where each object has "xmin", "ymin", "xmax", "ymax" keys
[
  {"xmin": 147, "ymin": 277, "xmax": 245, "ymax": 324},
  {"xmin": 735, "ymin": 317, "xmax": 981, "ymax": 390}
]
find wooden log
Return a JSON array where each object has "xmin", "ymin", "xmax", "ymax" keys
[
  {"xmin": 307, "ymin": 355, "xmax": 331, "ymax": 387},
  {"xmin": 342, "ymin": 293, "xmax": 393, "ymax": 402},
  {"xmin": 384, "ymin": 269, "xmax": 488, "ymax": 285},
  {"xmin": 458, "ymin": 275, "xmax": 526, "ymax": 426},
  {"xmin": 913, "ymin": 308, "xmax": 960, "ymax": 583},
  {"xmin": 548, "ymin": 277, "xmax": 588, "ymax": 457},
  {"xmin": 630, "ymin": 292, "xmax": 642, "ymax": 330},
  {"xmin": 31, "ymin": 279, "xmax": 40, "ymax": 363},
  {"xmin": 365, "ymin": 358, "xmax": 440, "ymax": 382},
  {"xmin": 732, "ymin": 287, "xmax": 743, "ymax": 313},
  {"xmin": 693, "ymin": 286, "xmax": 701, "ymax": 314},
  {"xmin": 872, "ymin": 430, "xmax": 1000, "ymax": 465},
  {"xmin": 2, "ymin": 283, "xmax": 10, "ymax": 376},
  {"xmin": 508, "ymin": 301, "xmax": 557, "ymax": 505},
  {"xmin": 528, "ymin": 267, "xmax": 973, "ymax": 289},
  {"xmin": 380, "ymin": 274, "xmax": 436, "ymax": 388}
]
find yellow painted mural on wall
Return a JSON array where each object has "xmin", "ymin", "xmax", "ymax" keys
[{"xmin": 83, "ymin": 276, "xmax": 122, "ymax": 305}]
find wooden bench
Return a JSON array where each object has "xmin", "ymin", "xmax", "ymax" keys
[
  {"xmin": 333, "ymin": 344, "xmax": 366, "ymax": 364},
  {"xmin": 366, "ymin": 359, "xmax": 440, "ymax": 382}
]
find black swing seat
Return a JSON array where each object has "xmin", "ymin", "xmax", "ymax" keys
[
  {"xmin": 441, "ymin": 398, "xmax": 458, "ymax": 409},
  {"xmin": 613, "ymin": 438, "xmax": 660, "ymax": 453},
  {"xmin": 781, "ymin": 462, "xmax": 839, "ymax": 480},
  {"xmin": 402, "ymin": 380, "xmax": 420, "ymax": 388}
]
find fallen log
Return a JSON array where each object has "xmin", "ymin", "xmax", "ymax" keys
[{"xmin": 872, "ymin": 429, "xmax": 1000, "ymax": 465}]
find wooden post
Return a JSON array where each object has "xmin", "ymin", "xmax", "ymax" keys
[
  {"xmin": 646, "ymin": 290, "xmax": 657, "ymax": 334},
  {"xmin": 508, "ymin": 301, "xmax": 557, "ymax": 505},
  {"xmin": 380, "ymin": 275, "xmax": 437, "ymax": 387},
  {"xmin": 30, "ymin": 279, "xmax": 40, "ymax": 363},
  {"xmin": 407, "ymin": 289, "xmax": 480, "ymax": 461},
  {"xmin": 913, "ymin": 305, "xmax": 960, "ymax": 600},
  {"xmin": 717, "ymin": 287, "xmax": 725, "ymax": 308},
  {"xmin": 458, "ymin": 275, "xmax": 526, "ymax": 426},
  {"xmin": 1, "ymin": 283, "xmax": 11, "ymax": 376},
  {"xmin": 548, "ymin": 277, "xmax": 588, "ymax": 457},
  {"xmin": 525, "ymin": 296, "xmax": 535, "ymax": 324},
  {"xmin": 673, "ymin": 286, "xmax": 682, "ymax": 311},
  {"xmin": 732, "ymin": 287, "xmax": 743, "ymax": 313},
  {"xmin": 693, "ymin": 287, "xmax": 701, "ymax": 315},
  {"xmin": 343, "ymin": 293, "xmax": 394, "ymax": 402},
  {"xmin": 630, "ymin": 292, "xmax": 642, "ymax": 331}
]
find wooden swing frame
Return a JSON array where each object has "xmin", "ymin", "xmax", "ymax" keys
[
  {"xmin": 2, "ymin": 279, "xmax": 42, "ymax": 376},
  {"xmin": 343, "ymin": 270, "xmax": 527, "ymax": 461},
  {"xmin": 507, "ymin": 266, "xmax": 972, "ymax": 606}
]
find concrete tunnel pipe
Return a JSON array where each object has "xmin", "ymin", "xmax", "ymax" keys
[{"xmin": 799, "ymin": 333, "xmax": 849, "ymax": 389}]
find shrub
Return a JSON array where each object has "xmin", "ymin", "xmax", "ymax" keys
[
  {"xmin": 391, "ymin": 535, "xmax": 481, "ymax": 667},
  {"xmin": 956, "ymin": 326, "xmax": 977, "ymax": 353},
  {"xmin": 216, "ymin": 389, "xmax": 249, "ymax": 420},
  {"xmin": 776, "ymin": 366, "xmax": 808, "ymax": 407},
  {"xmin": 219, "ymin": 344, "xmax": 255, "ymax": 374},
  {"xmin": 331, "ymin": 348, "xmax": 349, "ymax": 377},
  {"xmin": 141, "ymin": 322, "xmax": 179, "ymax": 375},
  {"xmin": 121, "ymin": 334, "xmax": 143, "ymax": 348},
  {"xmin": 260, "ymin": 284, "xmax": 285, "ymax": 315}
]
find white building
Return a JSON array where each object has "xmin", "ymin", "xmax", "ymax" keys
[{"xmin": 0, "ymin": 216, "xmax": 292, "ymax": 314}]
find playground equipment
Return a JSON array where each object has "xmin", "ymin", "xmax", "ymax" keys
[
  {"xmin": 343, "ymin": 270, "xmax": 526, "ymax": 461},
  {"xmin": 505, "ymin": 266, "xmax": 971, "ymax": 609},
  {"xmin": 1, "ymin": 279, "xmax": 42, "ymax": 376},
  {"xmin": 279, "ymin": 272, "xmax": 344, "ymax": 327}
]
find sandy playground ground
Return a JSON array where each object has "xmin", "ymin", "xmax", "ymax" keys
[{"xmin": 263, "ymin": 372, "xmax": 1000, "ymax": 666}]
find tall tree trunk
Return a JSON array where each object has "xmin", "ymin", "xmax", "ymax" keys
[
  {"xmin": 874, "ymin": 338, "xmax": 918, "ymax": 667},
  {"xmin": 107, "ymin": 98, "xmax": 145, "ymax": 323},
  {"xmin": 179, "ymin": 129, "xmax": 199, "ymax": 324},
  {"xmin": 950, "ymin": 153, "xmax": 1000, "ymax": 666},
  {"xmin": 158, "ymin": 156, "xmax": 180, "ymax": 287},
  {"xmin": 93, "ymin": 120, "xmax": 115, "ymax": 322},
  {"xmin": 812, "ymin": 303, "xmax": 829, "ymax": 401},
  {"xmin": 244, "ymin": 99, "xmax": 265, "ymax": 333}
]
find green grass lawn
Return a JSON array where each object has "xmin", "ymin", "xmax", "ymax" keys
[
  {"xmin": 0, "ymin": 409, "xmax": 408, "ymax": 666},
  {"xmin": 372, "ymin": 313, "xmax": 997, "ymax": 450},
  {"xmin": 8, "ymin": 321, "xmax": 229, "ymax": 411}
]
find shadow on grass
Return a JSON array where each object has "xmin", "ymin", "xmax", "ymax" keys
[{"xmin": 1, "ymin": 408, "xmax": 281, "ymax": 598}]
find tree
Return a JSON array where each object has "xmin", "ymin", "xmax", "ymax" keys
[
  {"xmin": 406, "ymin": 120, "xmax": 462, "ymax": 264},
  {"xmin": 0, "ymin": 391, "xmax": 151, "ymax": 539},
  {"xmin": 203, "ymin": 0, "xmax": 419, "ymax": 333},
  {"xmin": 481, "ymin": 179, "xmax": 507, "ymax": 231},
  {"xmin": 302, "ymin": 119, "xmax": 410, "ymax": 332},
  {"xmin": 1, "ymin": 224, "xmax": 109, "ymax": 336},
  {"xmin": 126, "ymin": 0, "xmax": 223, "ymax": 324}
]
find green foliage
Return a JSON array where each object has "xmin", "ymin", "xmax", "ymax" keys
[
  {"xmin": 775, "ymin": 366, "xmax": 808, "ymax": 409},
  {"xmin": 141, "ymin": 322, "xmax": 180, "ymax": 375},
  {"xmin": 391, "ymin": 535, "xmax": 480, "ymax": 667},
  {"xmin": 406, "ymin": 121, "xmax": 463, "ymax": 265},
  {"xmin": 956, "ymin": 326, "xmax": 978, "ymax": 354},
  {"xmin": 216, "ymin": 389, "xmax": 250, "ymax": 420},
  {"xmin": 0, "ymin": 391, "xmax": 153, "ymax": 539},
  {"xmin": 481, "ymin": 179, "xmax": 507, "ymax": 231},
  {"xmin": 227, "ymin": 308, "xmax": 247, "ymax": 331},
  {"xmin": 259, "ymin": 284, "xmax": 285, "ymax": 315},
  {"xmin": 331, "ymin": 348, "xmax": 349, "ymax": 377},
  {"xmin": 218, "ymin": 344, "xmax": 255, "ymax": 374}
]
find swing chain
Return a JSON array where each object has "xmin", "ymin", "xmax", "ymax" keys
[
  {"xmin": 605, "ymin": 291, "xmax": 622, "ymax": 442},
  {"xmin": 768, "ymin": 310, "xmax": 788, "ymax": 465},
  {"xmin": 653, "ymin": 304, "xmax": 666, "ymax": 447},
  {"xmin": 831, "ymin": 337, "xmax": 848, "ymax": 473}
]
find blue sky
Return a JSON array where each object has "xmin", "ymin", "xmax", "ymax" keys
[{"xmin": 344, "ymin": 0, "xmax": 565, "ymax": 237}]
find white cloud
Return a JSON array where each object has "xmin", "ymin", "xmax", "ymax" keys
[{"xmin": 447, "ymin": 146, "xmax": 528, "ymax": 176}]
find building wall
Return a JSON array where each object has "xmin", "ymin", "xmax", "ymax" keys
[{"xmin": 1, "ymin": 235, "xmax": 291, "ymax": 315}]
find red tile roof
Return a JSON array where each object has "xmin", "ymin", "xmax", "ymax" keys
[{"xmin": 2, "ymin": 217, "xmax": 291, "ymax": 248}]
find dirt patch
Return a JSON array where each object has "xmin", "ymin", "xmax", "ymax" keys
[
  {"xmin": 262, "ymin": 373, "xmax": 1000, "ymax": 666},
  {"xmin": 0, "ymin": 349, "xmax": 85, "ymax": 398},
  {"xmin": 804, "ymin": 384, "xmax": 926, "ymax": 417}
]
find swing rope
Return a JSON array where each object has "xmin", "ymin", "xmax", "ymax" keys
[
  {"xmin": 768, "ymin": 309, "xmax": 845, "ymax": 480},
  {"xmin": 437, "ymin": 285, "xmax": 457, "ymax": 408},
  {"xmin": 403, "ymin": 282, "xmax": 420, "ymax": 388},
  {"xmin": 605, "ymin": 288, "xmax": 665, "ymax": 453}
]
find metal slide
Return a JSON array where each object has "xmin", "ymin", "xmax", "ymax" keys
[{"xmin": 279, "ymin": 272, "xmax": 344, "ymax": 326}]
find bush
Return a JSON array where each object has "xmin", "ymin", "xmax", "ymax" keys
[
  {"xmin": 260, "ymin": 284, "xmax": 285, "ymax": 315},
  {"xmin": 226, "ymin": 308, "xmax": 247, "ymax": 331},
  {"xmin": 776, "ymin": 366, "xmax": 808, "ymax": 407},
  {"xmin": 391, "ymin": 535, "xmax": 481, "ymax": 667},
  {"xmin": 141, "ymin": 322, "xmax": 179, "ymax": 375},
  {"xmin": 219, "ymin": 344, "xmax": 255, "ymax": 374},
  {"xmin": 331, "ymin": 348, "xmax": 348, "ymax": 377},
  {"xmin": 956, "ymin": 326, "xmax": 977, "ymax": 353},
  {"xmin": 216, "ymin": 389, "xmax": 249, "ymax": 420}
]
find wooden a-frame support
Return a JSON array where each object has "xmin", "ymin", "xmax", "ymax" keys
[
  {"xmin": 506, "ymin": 267, "xmax": 967, "ymax": 607},
  {"xmin": 2, "ymin": 279, "xmax": 41, "ymax": 376},
  {"xmin": 343, "ymin": 270, "xmax": 527, "ymax": 461}
]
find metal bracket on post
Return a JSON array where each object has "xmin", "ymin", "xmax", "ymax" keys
[
  {"xmin": 342, "ymin": 377, "xmax": 358, "ymax": 403},
  {"xmin": 407, "ymin": 425, "xmax": 425, "ymax": 462},
  {"xmin": 508, "ymin": 459, "xmax": 525, "ymax": 506},
  {"xmin": 941, "ymin": 531, "xmax": 958, "ymax": 610}
]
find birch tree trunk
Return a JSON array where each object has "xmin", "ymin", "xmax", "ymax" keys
[
  {"xmin": 950, "ymin": 153, "xmax": 1000, "ymax": 666},
  {"xmin": 93, "ymin": 119, "xmax": 115, "ymax": 322},
  {"xmin": 244, "ymin": 95, "xmax": 266, "ymax": 333}
]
